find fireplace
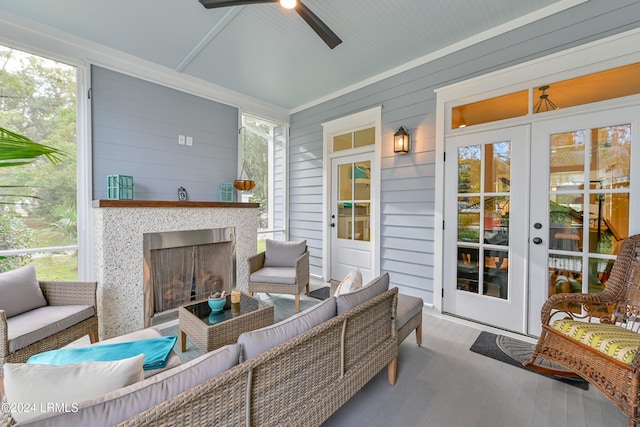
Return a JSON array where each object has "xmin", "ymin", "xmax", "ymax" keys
[
  {"xmin": 93, "ymin": 200, "xmax": 257, "ymax": 339},
  {"xmin": 143, "ymin": 227, "xmax": 236, "ymax": 326}
]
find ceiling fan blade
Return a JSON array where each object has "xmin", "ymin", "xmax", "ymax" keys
[
  {"xmin": 199, "ymin": 0, "xmax": 277, "ymax": 9},
  {"xmin": 295, "ymin": 1, "xmax": 342, "ymax": 49}
]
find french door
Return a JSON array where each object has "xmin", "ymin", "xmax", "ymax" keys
[
  {"xmin": 528, "ymin": 106, "xmax": 639, "ymax": 335},
  {"xmin": 443, "ymin": 126, "xmax": 530, "ymax": 333},
  {"xmin": 444, "ymin": 105, "xmax": 638, "ymax": 336}
]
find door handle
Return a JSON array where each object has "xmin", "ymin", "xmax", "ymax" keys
[
  {"xmin": 330, "ymin": 223, "xmax": 335, "ymax": 228},
  {"xmin": 532, "ymin": 237, "xmax": 543, "ymax": 245}
]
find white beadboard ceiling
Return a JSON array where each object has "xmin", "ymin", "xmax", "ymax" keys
[{"xmin": 0, "ymin": 0, "xmax": 576, "ymax": 111}]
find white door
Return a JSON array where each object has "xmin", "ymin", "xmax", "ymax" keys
[
  {"xmin": 443, "ymin": 126, "xmax": 530, "ymax": 333},
  {"xmin": 331, "ymin": 152, "xmax": 375, "ymax": 283},
  {"xmin": 528, "ymin": 106, "xmax": 639, "ymax": 336}
]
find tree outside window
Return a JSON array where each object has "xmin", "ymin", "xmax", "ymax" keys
[
  {"xmin": 241, "ymin": 115, "xmax": 286, "ymax": 252},
  {"xmin": 0, "ymin": 45, "xmax": 78, "ymax": 279}
]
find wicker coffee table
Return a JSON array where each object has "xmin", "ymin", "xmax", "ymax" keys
[{"xmin": 178, "ymin": 292, "xmax": 273, "ymax": 353}]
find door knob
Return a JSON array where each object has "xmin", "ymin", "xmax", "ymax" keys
[
  {"xmin": 532, "ymin": 237, "xmax": 543, "ymax": 245},
  {"xmin": 533, "ymin": 223, "xmax": 542, "ymax": 229},
  {"xmin": 330, "ymin": 223, "xmax": 335, "ymax": 228}
]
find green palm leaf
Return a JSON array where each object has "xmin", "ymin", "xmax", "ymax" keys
[
  {"xmin": 1, "ymin": 126, "xmax": 66, "ymax": 203},
  {"xmin": 0, "ymin": 126, "xmax": 65, "ymax": 166}
]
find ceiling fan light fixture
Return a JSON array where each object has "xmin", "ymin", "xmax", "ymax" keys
[{"xmin": 280, "ymin": 0, "xmax": 296, "ymax": 9}]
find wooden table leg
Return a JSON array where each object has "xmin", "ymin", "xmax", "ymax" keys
[{"xmin": 180, "ymin": 330, "xmax": 187, "ymax": 352}]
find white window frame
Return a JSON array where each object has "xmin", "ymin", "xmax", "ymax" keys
[
  {"xmin": 240, "ymin": 112, "xmax": 289, "ymax": 242},
  {"xmin": 0, "ymin": 43, "xmax": 91, "ymax": 280}
]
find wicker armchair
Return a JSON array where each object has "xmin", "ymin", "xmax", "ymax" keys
[
  {"xmin": 1, "ymin": 280, "xmax": 99, "ymax": 377},
  {"xmin": 248, "ymin": 240, "xmax": 310, "ymax": 313},
  {"xmin": 525, "ymin": 234, "xmax": 640, "ymax": 427}
]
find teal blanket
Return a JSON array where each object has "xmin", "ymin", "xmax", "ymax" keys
[{"xmin": 27, "ymin": 336, "xmax": 178, "ymax": 370}]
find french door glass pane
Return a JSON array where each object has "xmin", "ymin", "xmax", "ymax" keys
[
  {"xmin": 549, "ymin": 194, "xmax": 584, "ymax": 251},
  {"xmin": 549, "ymin": 130, "xmax": 586, "ymax": 190},
  {"xmin": 457, "ymin": 247, "xmax": 479, "ymax": 294},
  {"xmin": 458, "ymin": 196, "xmax": 480, "ymax": 243},
  {"xmin": 590, "ymin": 125, "xmax": 631, "ymax": 189},
  {"xmin": 457, "ymin": 141, "xmax": 511, "ymax": 300},
  {"xmin": 458, "ymin": 146, "xmax": 481, "ymax": 193},
  {"xmin": 337, "ymin": 202, "xmax": 352, "ymax": 240},
  {"xmin": 486, "ymin": 141, "xmax": 511, "ymax": 192},
  {"xmin": 589, "ymin": 193, "xmax": 629, "ymax": 254},
  {"xmin": 354, "ymin": 202, "xmax": 370, "ymax": 242},
  {"xmin": 354, "ymin": 161, "xmax": 370, "ymax": 200},
  {"xmin": 547, "ymin": 123, "xmax": 631, "ymax": 300},
  {"xmin": 338, "ymin": 164, "xmax": 352, "ymax": 200}
]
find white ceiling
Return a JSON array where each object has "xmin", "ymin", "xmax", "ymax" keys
[{"xmin": 0, "ymin": 0, "xmax": 573, "ymax": 111}]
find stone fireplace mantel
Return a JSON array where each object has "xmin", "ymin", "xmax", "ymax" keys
[{"xmin": 93, "ymin": 200, "xmax": 258, "ymax": 339}]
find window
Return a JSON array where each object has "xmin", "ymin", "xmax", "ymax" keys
[
  {"xmin": 240, "ymin": 115, "xmax": 287, "ymax": 252},
  {"xmin": 450, "ymin": 62, "xmax": 640, "ymax": 129},
  {"xmin": 0, "ymin": 45, "xmax": 78, "ymax": 279}
]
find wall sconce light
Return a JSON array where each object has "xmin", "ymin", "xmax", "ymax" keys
[{"xmin": 393, "ymin": 126, "xmax": 410, "ymax": 154}]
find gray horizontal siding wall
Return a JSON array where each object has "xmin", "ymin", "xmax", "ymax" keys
[
  {"xmin": 92, "ymin": 66, "xmax": 239, "ymax": 201},
  {"xmin": 289, "ymin": 0, "xmax": 640, "ymax": 303}
]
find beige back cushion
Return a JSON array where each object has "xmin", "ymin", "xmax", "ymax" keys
[
  {"xmin": 263, "ymin": 239, "xmax": 306, "ymax": 267},
  {"xmin": 336, "ymin": 273, "xmax": 390, "ymax": 314},
  {"xmin": 0, "ymin": 264, "xmax": 47, "ymax": 318}
]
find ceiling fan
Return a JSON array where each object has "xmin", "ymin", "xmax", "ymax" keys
[{"xmin": 198, "ymin": 0, "xmax": 342, "ymax": 49}]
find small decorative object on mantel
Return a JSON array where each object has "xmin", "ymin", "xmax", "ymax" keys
[
  {"xmin": 107, "ymin": 175, "xmax": 134, "ymax": 200},
  {"xmin": 177, "ymin": 186, "xmax": 188, "ymax": 201}
]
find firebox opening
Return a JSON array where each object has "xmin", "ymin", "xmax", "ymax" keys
[{"xmin": 143, "ymin": 227, "xmax": 236, "ymax": 326}]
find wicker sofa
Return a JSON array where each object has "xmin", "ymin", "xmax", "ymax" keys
[{"xmin": 2, "ymin": 274, "xmax": 400, "ymax": 427}]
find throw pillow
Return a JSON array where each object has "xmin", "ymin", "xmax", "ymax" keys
[
  {"xmin": 336, "ymin": 272, "xmax": 390, "ymax": 314},
  {"xmin": 333, "ymin": 268, "xmax": 363, "ymax": 296},
  {"xmin": 0, "ymin": 264, "xmax": 47, "ymax": 318},
  {"xmin": 263, "ymin": 239, "xmax": 306, "ymax": 268},
  {"xmin": 3, "ymin": 354, "xmax": 144, "ymax": 423}
]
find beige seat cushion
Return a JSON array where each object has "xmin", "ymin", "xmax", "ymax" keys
[
  {"xmin": 249, "ymin": 267, "xmax": 297, "ymax": 285},
  {"xmin": 7, "ymin": 305, "xmax": 95, "ymax": 353},
  {"xmin": 397, "ymin": 294, "xmax": 423, "ymax": 330}
]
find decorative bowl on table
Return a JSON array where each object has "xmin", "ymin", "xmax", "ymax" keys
[{"xmin": 207, "ymin": 296, "xmax": 226, "ymax": 313}]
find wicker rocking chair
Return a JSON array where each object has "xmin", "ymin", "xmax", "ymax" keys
[{"xmin": 525, "ymin": 234, "xmax": 640, "ymax": 427}]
